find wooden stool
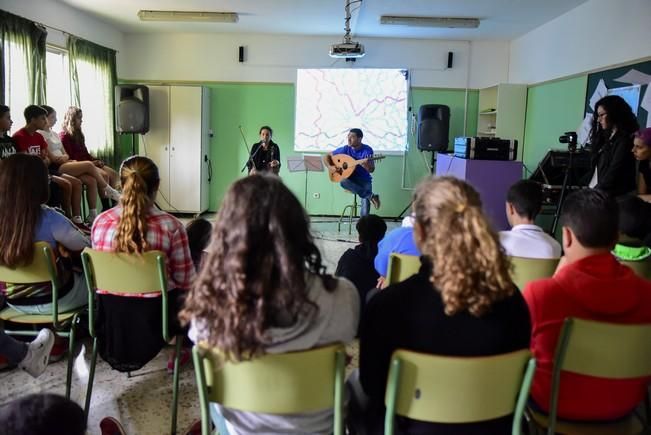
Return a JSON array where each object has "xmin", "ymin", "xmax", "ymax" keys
[{"xmin": 338, "ymin": 190, "xmax": 359, "ymax": 235}]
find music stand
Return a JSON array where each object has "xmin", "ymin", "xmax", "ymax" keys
[{"xmin": 287, "ymin": 155, "xmax": 324, "ymax": 209}]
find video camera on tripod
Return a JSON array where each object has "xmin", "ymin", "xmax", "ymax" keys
[{"xmin": 558, "ymin": 131, "xmax": 578, "ymax": 151}]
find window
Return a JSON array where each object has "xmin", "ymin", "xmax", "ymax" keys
[
  {"xmin": 45, "ymin": 48, "xmax": 71, "ymax": 121},
  {"xmin": 3, "ymin": 39, "xmax": 30, "ymax": 134},
  {"xmin": 74, "ymin": 57, "xmax": 113, "ymax": 157}
]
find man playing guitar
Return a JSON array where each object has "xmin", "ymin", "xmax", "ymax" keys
[
  {"xmin": 324, "ymin": 128, "xmax": 380, "ymax": 216},
  {"xmin": 247, "ymin": 126, "xmax": 281, "ymax": 175}
]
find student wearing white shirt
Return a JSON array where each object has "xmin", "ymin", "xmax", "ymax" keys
[{"xmin": 500, "ymin": 180, "xmax": 561, "ymax": 259}]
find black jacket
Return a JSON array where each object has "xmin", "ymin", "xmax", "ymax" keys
[
  {"xmin": 591, "ymin": 130, "xmax": 636, "ymax": 197},
  {"xmin": 246, "ymin": 141, "xmax": 281, "ymax": 172}
]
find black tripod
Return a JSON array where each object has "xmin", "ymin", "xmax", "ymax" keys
[{"xmin": 550, "ymin": 145, "xmax": 578, "ymax": 235}]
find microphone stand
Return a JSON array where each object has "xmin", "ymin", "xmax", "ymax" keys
[
  {"xmin": 238, "ymin": 125, "xmax": 257, "ymax": 173},
  {"xmin": 241, "ymin": 143, "xmax": 264, "ymax": 173}
]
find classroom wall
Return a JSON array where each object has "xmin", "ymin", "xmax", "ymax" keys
[
  {"xmin": 120, "ymin": 32, "xmax": 509, "ymax": 89},
  {"xmin": 134, "ymin": 83, "xmax": 478, "ymax": 216},
  {"xmin": 522, "ymin": 76, "xmax": 588, "ymax": 174},
  {"xmin": 509, "ymin": 0, "xmax": 651, "ymax": 84}
]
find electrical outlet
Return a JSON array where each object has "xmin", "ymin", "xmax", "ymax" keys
[{"xmin": 312, "ymin": 192, "xmax": 320, "ymax": 199}]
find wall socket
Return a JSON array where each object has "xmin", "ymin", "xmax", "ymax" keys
[{"xmin": 312, "ymin": 192, "xmax": 320, "ymax": 199}]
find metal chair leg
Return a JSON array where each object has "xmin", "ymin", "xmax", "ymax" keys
[
  {"xmin": 65, "ymin": 315, "xmax": 79, "ymax": 399},
  {"xmin": 84, "ymin": 337, "xmax": 98, "ymax": 422},
  {"xmin": 171, "ymin": 338, "xmax": 182, "ymax": 435}
]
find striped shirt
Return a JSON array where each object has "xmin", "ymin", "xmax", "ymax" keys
[{"xmin": 91, "ymin": 206, "xmax": 196, "ymax": 297}]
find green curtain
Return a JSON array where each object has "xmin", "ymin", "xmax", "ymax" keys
[
  {"xmin": 67, "ymin": 36, "xmax": 118, "ymax": 165},
  {"xmin": 0, "ymin": 10, "xmax": 47, "ymax": 105}
]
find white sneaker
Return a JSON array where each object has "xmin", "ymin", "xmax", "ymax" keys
[
  {"xmin": 19, "ymin": 328, "xmax": 55, "ymax": 378},
  {"xmin": 104, "ymin": 185, "xmax": 121, "ymax": 202}
]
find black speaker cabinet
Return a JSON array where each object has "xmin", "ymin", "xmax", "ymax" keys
[
  {"xmin": 417, "ymin": 104, "xmax": 450, "ymax": 152},
  {"xmin": 115, "ymin": 84, "xmax": 149, "ymax": 134}
]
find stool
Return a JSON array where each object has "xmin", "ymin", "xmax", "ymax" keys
[{"xmin": 337, "ymin": 191, "xmax": 360, "ymax": 235}]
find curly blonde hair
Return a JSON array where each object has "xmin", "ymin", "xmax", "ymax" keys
[
  {"xmin": 62, "ymin": 106, "xmax": 84, "ymax": 146},
  {"xmin": 413, "ymin": 176, "xmax": 514, "ymax": 317},
  {"xmin": 114, "ymin": 156, "xmax": 159, "ymax": 254}
]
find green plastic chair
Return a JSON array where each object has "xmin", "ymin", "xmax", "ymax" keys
[
  {"xmin": 192, "ymin": 343, "xmax": 347, "ymax": 435},
  {"xmin": 384, "ymin": 348, "xmax": 535, "ymax": 435},
  {"xmin": 0, "ymin": 241, "xmax": 85, "ymax": 400},
  {"xmin": 528, "ymin": 318, "xmax": 651, "ymax": 435},
  {"xmin": 386, "ymin": 253, "xmax": 420, "ymax": 285},
  {"xmin": 619, "ymin": 258, "xmax": 651, "ymax": 280},
  {"xmin": 509, "ymin": 256, "xmax": 559, "ymax": 290},
  {"xmin": 81, "ymin": 248, "xmax": 182, "ymax": 434}
]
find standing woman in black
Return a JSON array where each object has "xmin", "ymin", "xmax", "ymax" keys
[
  {"xmin": 246, "ymin": 126, "xmax": 281, "ymax": 175},
  {"xmin": 588, "ymin": 95, "xmax": 639, "ymax": 197}
]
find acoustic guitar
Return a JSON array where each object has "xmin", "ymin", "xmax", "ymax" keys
[{"xmin": 328, "ymin": 154, "xmax": 385, "ymax": 183}]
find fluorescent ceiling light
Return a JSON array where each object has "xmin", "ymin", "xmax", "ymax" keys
[
  {"xmin": 137, "ymin": 10, "xmax": 239, "ymax": 23},
  {"xmin": 380, "ymin": 16, "xmax": 479, "ymax": 29}
]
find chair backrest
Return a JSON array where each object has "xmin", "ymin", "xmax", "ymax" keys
[
  {"xmin": 384, "ymin": 349, "xmax": 535, "ymax": 434},
  {"xmin": 81, "ymin": 248, "xmax": 167, "ymax": 294},
  {"xmin": 81, "ymin": 248, "xmax": 169, "ymax": 339},
  {"xmin": 386, "ymin": 253, "xmax": 420, "ymax": 285},
  {"xmin": 547, "ymin": 318, "xmax": 651, "ymax": 433},
  {"xmin": 509, "ymin": 256, "xmax": 559, "ymax": 290},
  {"xmin": 193, "ymin": 343, "xmax": 346, "ymax": 435},
  {"xmin": 619, "ymin": 258, "xmax": 651, "ymax": 280},
  {"xmin": 0, "ymin": 241, "xmax": 57, "ymax": 285}
]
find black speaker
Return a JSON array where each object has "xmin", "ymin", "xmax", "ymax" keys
[
  {"xmin": 417, "ymin": 104, "xmax": 450, "ymax": 152},
  {"xmin": 115, "ymin": 84, "xmax": 149, "ymax": 134},
  {"xmin": 447, "ymin": 51, "xmax": 454, "ymax": 69},
  {"xmin": 238, "ymin": 46, "xmax": 245, "ymax": 62}
]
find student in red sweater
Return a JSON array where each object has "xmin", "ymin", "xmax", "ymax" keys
[{"xmin": 524, "ymin": 189, "xmax": 651, "ymax": 421}]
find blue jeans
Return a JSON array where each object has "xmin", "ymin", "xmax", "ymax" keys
[{"xmin": 341, "ymin": 177, "xmax": 373, "ymax": 216}]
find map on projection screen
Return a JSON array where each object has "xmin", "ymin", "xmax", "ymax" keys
[{"xmin": 294, "ymin": 68, "xmax": 409, "ymax": 153}]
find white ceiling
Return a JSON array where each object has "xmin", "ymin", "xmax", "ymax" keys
[{"xmin": 56, "ymin": 0, "xmax": 588, "ymax": 40}]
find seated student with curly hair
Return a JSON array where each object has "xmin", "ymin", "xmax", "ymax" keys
[
  {"xmin": 359, "ymin": 176, "xmax": 531, "ymax": 435},
  {"xmin": 181, "ymin": 174, "xmax": 359, "ymax": 435}
]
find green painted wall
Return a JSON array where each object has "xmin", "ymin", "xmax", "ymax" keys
[
  {"xmin": 206, "ymin": 83, "xmax": 478, "ymax": 216},
  {"xmin": 119, "ymin": 82, "xmax": 478, "ymax": 216},
  {"xmin": 522, "ymin": 76, "xmax": 588, "ymax": 175}
]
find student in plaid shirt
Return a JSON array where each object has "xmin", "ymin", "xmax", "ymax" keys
[{"xmin": 90, "ymin": 156, "xmax": 195, "ymax": 371}]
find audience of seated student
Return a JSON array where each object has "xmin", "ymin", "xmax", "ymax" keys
[
  {"xmin": 0, "ymin": 154, "xmax": 89, "ymax": 315},
  {"xmin": 0, "ymin": 393, "xmax": 86, "ymax": 435},
  {"xmin": 1, "ymin": 105, "xmax": 62, "ymax": 208},
  {"xmin": 39, "ymin": 105, "xmax": 121, "ymax": 224},
  {"xmin": 359, "ymin": 176, "xmax": 531, "ymax": 435},
  {"xmin": 374, "ymin": 219, "xmax": 420, "ymax": 287},
  {"xmin": 181, "ymin": 174, "xmax": 359, "ymax": 435},
  {"xmin": 0, "ymin": 328, "xmax": 54, "ymax": 377},
  {"xmin": 523, "ymin": 189, "xmax": 651, "ymax": 421},
  {"xmin": 336, "ymin": 214, "xmax": 387, "ymax": 307},
  {"xmin": 60, "ymin": 106, "xmax": 120, "ymax": 211},
  {"xmin": 91, "ymin": 156, "xmax": 195, "ymax": 372},
  {"xmin": 185, "ymin": 217, "xmax": 212, "ymax": 270},
  {"xmin": 499, "ymin": 179, "xmax": 561, "ymax": 259},
  {"xmin": 12, "ymin": 105, "xmax": 83, "ymax": 223},
  {"xmin": 612, "ymin": 195, "xmax": 651, "ymax": 261},
  {"xmin": 632, "ymin": 127, "xmax": 651, "ymax": 198}
]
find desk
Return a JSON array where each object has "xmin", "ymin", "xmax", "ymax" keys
[{"xmin": 436, "ymin": 153, "xmax": 523, "ymax": 231}]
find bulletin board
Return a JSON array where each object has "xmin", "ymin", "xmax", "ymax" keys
[{"xmin": 584, "ymin": 59, "xmax": 651, "ymax": 130}]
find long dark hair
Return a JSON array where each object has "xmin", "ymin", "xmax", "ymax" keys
[
  {"xmin": 180, "ymin": 174, "xmax": 335, "ymax": 361},
  {"xmin": 589, "ymin": 95, "xmax": 639, "ymax": 148},
  {"xmin": 114, "ymin": 156, "xmax": 160, "ymax": 254},
  {"xmin": 0, "ymin": 154, "xmax": 49, "ymax": 267}
]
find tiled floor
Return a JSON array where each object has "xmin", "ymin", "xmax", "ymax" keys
[{"xmin": 0, "ymin": 216, "xmax": 379, "ymax": 435}]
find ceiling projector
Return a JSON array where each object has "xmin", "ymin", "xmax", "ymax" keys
[{"xmin": 329, "ymin": 41, "xmax": 365, "ymax": 58}]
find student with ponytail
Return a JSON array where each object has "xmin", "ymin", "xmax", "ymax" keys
[
  {"xmin": 358, "ymin": 176, "xmax": 531, "ymax": 434},
  {"xmin": 91, "ymin": 156, "xmax": 195, "ymax": 371}
]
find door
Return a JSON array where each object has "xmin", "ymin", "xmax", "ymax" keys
[
  {"xmin": 145, "ymin": 86, "xmax": 172, "ymax": 210},
  {"xmin": 169, "ymin": 86, "xmax": 203, "ymax": 212}
]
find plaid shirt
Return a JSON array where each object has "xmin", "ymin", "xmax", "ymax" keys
[{"xmin": 91, "ymin": 206, "xmax": 196, "ymax": 297}]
